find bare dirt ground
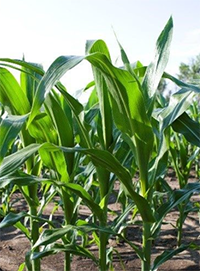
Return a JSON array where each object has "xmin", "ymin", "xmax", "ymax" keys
[{"xmin": 0, "ymin": 170, "xmax": 200, "ymax": 271}]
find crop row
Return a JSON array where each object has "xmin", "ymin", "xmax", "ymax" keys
[{"xmin": 0, "ymin": 17, "xmax": 200, "ymax": 271}]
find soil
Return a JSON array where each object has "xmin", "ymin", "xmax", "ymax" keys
[{"xmin": 0, "ymin": 170, "xmax": 200, "ymax": 271}]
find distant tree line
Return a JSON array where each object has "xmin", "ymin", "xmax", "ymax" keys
[{"xmin": 158, "ymin": 53, "xmax": 200, "ymax": 95}]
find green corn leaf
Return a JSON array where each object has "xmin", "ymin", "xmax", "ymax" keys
[
  {"xmin": 85, "ymin": 104, "xmax": 99, "ymax": 124},
  {"xmin": 0, "ymin": 212, "xmax": 27, "ymax": 228},
  {"xmin": 0, "ymin": 67, "xmax": 30, "ymax": 115},
  {"xmin": 164, "ymin": 71, "xmax": 200, "ymax": 93},
  {"xmin": 114, "ymin": 32, "xmax": 141, "ymax": 88},
  {"xmin": 32, "ymin": 226, "xmax": 73, "ymax": 248},
  {"xmin": 0, "ymin": 174, "xmax": 52, "ymax": 189},
  {"xmin": 85, "ymin": 88, "xmax": 98, "ymax": 110},
  {"xmin": 86, "ymin": 40, "xmax": 113, "ymax": 150},
  {"xmin": 27, "ymin": 55, "xmax": 84, "ymax": 126},
  {"xmin": 28, "ymin": 112, "xmax": 71, "ymax": 181},
  {"xmin": 149, "ymin": 85, "xmax": 199, "ymax": 186},
  {"xmin": 17, "ymin": 262, "xmax": 26, "ymax": 271},
  {"xmin": 0, "ymin": 58, "xmax": 44, "ymax": 76},
  {"xmin": 132, "ymin": 65, "xmax": 200, "ymax": 94},
  {"xmin": 63, "ymin": 182, "xmax": 105, "ymax": 222},
  {"xmin": 83, "ymin": 80, "xmax": 95, "ymax": 91},
  {"xmin": 142, "ymin": 17, "xmax": 173, "ymax": 112},
  {"xmin": 56, "ymin": 82, "xmax": 83, "ymax": 116},
  {"xmin": 152, "ymin": 244, "xmax": 191, "ymax": 271},
  {"xmin": 171, "ymin": 112, "xmax": 200, "ymax": 147},
  {"xmin": 0, "ymin": 114, "xmax": 29, "ymax": 163},
  {"xmin": 76, "ymin": 220, "xmax": 116, "ymax": 235},
  {"xmin": 39, "ymin": 147, "xmax": 70, "ymax": 182},
  {"xmin": 151, "ymin": 182, "xmax": 200, "ymax": 237},
  {"xmin": 86, "ymin": 39, "xmax": 111, "ymax": 60},
  {"xmin": 0, "ymin": 176, "xmax": 11, "ymax": 188},
  {"xmin": 44, "ymin": 93, "xmax": 75, "ymax": 174},
  {"xmin": 57, "ymin": 83, "xmax": 92, "ymax": 148},
  {"xmin": 0, "ymin": 143, "xmax": 40, "ymax": 177},
  {"xmin": 154, "ymin": 88, "xmax": 197, "ymax": 131},
  {"xmin": 0, "ymin": 62, "xmax": 35, "ymax": 77},
  {"xmin": 45, "ymin": 93, "xmax": 74, "ymax": 148},
  {"xmin": 15, "ymin": 221, "xmax": 30, "ymax": 240},
  {"xmin": 32, "ymin": 243, "xmax": 97, "ymax": 263},
  {"xmin": 148, "ymin": 129, "xmax": 169, "ymax": 186},
  {"xmin": 112, "ymin": 202, "xmax": 135, "ymax": 231},
  {"xmin": 20, "ymin": 61, "xmax": 43, "ymax": 105},
  {"xmin": 28, "ymin": 113, "xmax": 58, "ymax": 144}
]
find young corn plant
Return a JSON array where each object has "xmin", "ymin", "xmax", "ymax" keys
[
  {"xmin": 0, "ymin": 56, "xmax": 120, "ymax": 270},
  {"xmin": 0, "ymin": 62, "xmax": 99, "ymax": 271},
  {"xmin": 0, "ymin": 62, "xmax": 45, "ymax": 271},
  {"xmin": 168, "ymin": 113, "xmax": 200, "ymax": 246},
  {"xmin": 80, "ymin": 17, "xmax": 200, "ymax": 270}
]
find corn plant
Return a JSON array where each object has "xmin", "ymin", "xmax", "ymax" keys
[
  {"xmin": 0, "ymin": 62, "xmax": 99, "ymax": 271},
  {"xmin": 167, "ymin": 109, "xmax": 200, "ymax": 246},
  {"xmin": 0, "ymin": 62, "xmax": 44, "ymax": 270},
  {"xmin": 0, "ymin": 16, "xmax": 200, "ymax": 271}
]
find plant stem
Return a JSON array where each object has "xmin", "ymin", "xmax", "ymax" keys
[
  {"xmin": 29, "ymin": 184, "xmax": 40, "ymax": 271},
  {"xmin": 64, "ymin": 252, "xmax": 71, "ymax": 271},
  {"xmin": 62, "ymin": 188, "xmax": 74, "ymax": 271},
  {"xmin": 99, "ymin": 223, "xmax": 108, "ymax": 271},
  {"xmin": 96, "ymin": 167, "xmax": 109, "ymax": 271},
  {"xmin": 177, "ymin": 203, "xmax": 184, "ymax": 247},
  {"xmin": 142, "ymin": 222, "xmax": 152, "ymax": 271}
]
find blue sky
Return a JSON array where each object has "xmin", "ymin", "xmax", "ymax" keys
[{"xmin": 1, "ymin": 0, "xmax": 199, "ymax": 94}]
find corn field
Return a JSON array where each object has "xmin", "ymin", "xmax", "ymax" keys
[{"xmin": 0, "ymin": 17, "xmax": 200, "ymax": 271}]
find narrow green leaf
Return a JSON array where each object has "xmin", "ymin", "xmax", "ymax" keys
[
  {"xmin": 0, "ymin": 68, "xmax": 30, "ymax": 115},
  {"xmin": 87, "ymin": 40, "xmax": 113, "ymax": 150},
  {"xmin": 15, "ymin": 221, "xmax": 30, "ymax": 240},
  {"xmin": 164, "ymin": 71, "xmax": 200, "ymax": 93},
  {"xmin": 28, "ymin": 55, "xmax": 84, "ymax": 126},
  {"xmin": 0, "ymin": 114, "xmax": 28, "ymax": 162},
  {"xmin": 32, "ymin": 243, "xmax": 97, "ymax": 263},
  {"xmin": 86, "ymin": 40, "xmax": 111, "ymax": 60},
  {"xmin": 20, "ymin": 61, "xmax": 43, "ymax": 105},
  {"xmin": 0, "ymin": 212, "xmax": 27, "ymax": 228},
  {"xmin": 155, "ymin": 88, "xmax": 196, "ymax": 131},
  {"xmin": 28, "ymin": 113, "xmax": 58, "ymax": 144},
  {"xmin": 0, "ymin": 58, "xmax": 44, "ymax": 76},
  {"xmin": 0, "ymin": 143, "xmax": 40, "ymax": 177},
  {"xmin": 112, "ymin": 202, "xmax": 135, "ymax": 231},
  {"xmin": 33, "ymin": 226, "xmax": 73, "ymax": 248},
  {"xmin": 152, "ymin": 183, "xmax": 200, "ymax": 237},
  {"xmin": 152, "ymin": 244, "xmax": 190, "ymax": 271},
  {"xmin": 0, "ymin": 174, "xmax": 52, "ymax": 189},
  {"xmin": 64, "ymin": 182, "xmax": 105, "ymax": 222},
  {"xmin": 17, "ymin": 262, "xmax": 26, "ymax": 271},
  {"xmin": 171, "ymin": 112, "xmax": 200, "ymax": 147},
  {"xmin": 142, "ymin": 17, "xmax": 173, "ymax": 110},
  {"xmin": 57, "ymin": 84, "xmax": 92, "ymax": 148},
  {"xmin": 39, "ymin": 147, "xmax": 70, "ymax": 182},
  {"xmin": 45, "ymin": 93, "xmax": 74, "ymax": 174}
]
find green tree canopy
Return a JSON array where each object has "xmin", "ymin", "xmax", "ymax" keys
[{"xmin": 178, "ymin": 54, "xmax": 200, "ymax": 85}]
